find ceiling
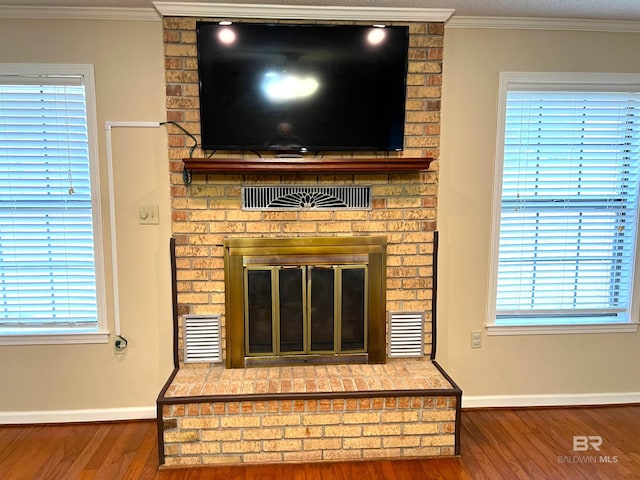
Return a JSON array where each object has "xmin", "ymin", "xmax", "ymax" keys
[{"xmin": 1, "ymin": 0, "xmax": 640, "ymax": 22}]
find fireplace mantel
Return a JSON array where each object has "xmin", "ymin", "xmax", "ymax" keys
[{"xmin": 183, "ymin": 156, "xmax": 434, "ymax": 174}]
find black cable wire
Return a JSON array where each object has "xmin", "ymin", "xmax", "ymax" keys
[
  {"xmin": 160, "ymin": 121, "xmax": 198, "ymax": 158},
  {"xmin": 182, "ymin": 167, "xmax": 192, "ymax": 186},
  {"xmin": 160, "ymin": 121, "xmax": 197, "ymax": 186}
]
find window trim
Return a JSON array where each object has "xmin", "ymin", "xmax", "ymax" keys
[
  {"xmin": 0, "ymin": 63, "xmax": 108, "ymax": 345},
  {"xmin": 487, "ymin": 72, "xmax": 640, "ymax": 336},
  {"xmin": 0, "ymin": 332, "xmax": 109, "ymax": 346}
]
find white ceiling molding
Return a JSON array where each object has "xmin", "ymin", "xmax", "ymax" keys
[
  {"xmin": 153, "ymin": 2, "xmax": 455, "ymax": 22},
  {"xmin": 0, "ymin": 5, "xmax": 160, "ymax": 21},
  {"xmin": 447, "ymin": 15, "xmax": 640, "ymax": 33},
  {"xmin": 4, "ymin": 4, "xmax": 638, "ymax": 32}
]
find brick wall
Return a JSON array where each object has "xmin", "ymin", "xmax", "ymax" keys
[
  {"xmin": 162, "ymin": 17, "xmax": 443, "ymax": 364},
  {"xmin": 162, "ymin": 394, "xmax": 457, "ymax": 466}
]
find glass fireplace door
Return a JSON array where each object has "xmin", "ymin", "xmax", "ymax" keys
[
  {"xmin": 309, "ymin": 266, "xmax": 335, "ymax": 353},
  {"xmin": 245, "ymin": 268, "xmax": 273, "ymax": 354},
  {"xmin": 278, "ymin": 267, "xmax": 305, "ymax": 354},
  {"xmin": 339, "ymin": 266, "xmax": 367, "ymax": 352},
  {"xmin": 244, "ymin": 264, "xmax": 367, "ymax": 359},
  {"xmin": 245, "ymin": 266, "xmax": 306, "ymax": 356}
]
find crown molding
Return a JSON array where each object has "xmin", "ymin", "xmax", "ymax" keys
[
  {"xmin": 446, "ymin": 15, "xmax": 640, "ymax": 33},
  {"xmin": 0, "ymin": 5, "xmax": 160, "ymax": 21},
  {"xmin": 153, "ymin": 2, "xmax": 454, "ymax": 22},
  {"xmin": 4, "ymin": 6, "xmax": 638, "ymax": 32}
]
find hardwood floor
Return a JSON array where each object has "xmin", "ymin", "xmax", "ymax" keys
[{"xmin": 1, "ymin": 405, "xmax": 638, "ymax": 479}]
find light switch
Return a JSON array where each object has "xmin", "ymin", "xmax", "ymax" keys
[
  {"xmin": 471, "ymin": 331, "xmax": 482, "ymax": 349},
  {"xmin": 138, "ymin": 205, "xmax": 159, "ymax": 225}
]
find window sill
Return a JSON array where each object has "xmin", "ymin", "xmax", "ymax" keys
[
  {"xmin": 0, "ymin": 330, "xmax": 110, "ymax": 346},
  {"xmin": 487, "ymin": 323, "xmax": 639, "ymax": 336}
]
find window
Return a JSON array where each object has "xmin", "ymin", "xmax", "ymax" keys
[
  {"xmin": 0, "ymin": 64, "xmax": 107, "ymax": 344},
  {"xmin": 488, "ymin": 72, "xmax": 640, "ymax": 334}
]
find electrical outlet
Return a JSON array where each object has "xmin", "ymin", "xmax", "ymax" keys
[
  {"xmin": 138, "ymin": 205, "xmax": 159, "ymax": 225},
  {"xmin": 471, "ymin": 330, "xmax": 482, "ymax": 349}
]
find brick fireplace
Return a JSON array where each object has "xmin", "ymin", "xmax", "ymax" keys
[
  {"xmin": 164, "ymin": 16, "xmax": 442, "ymax": 362},
  {"xmin": 156, "ymin": 15, "xmax": 461, "ymax": 467}
]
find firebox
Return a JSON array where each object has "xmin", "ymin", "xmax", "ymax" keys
[{"xmin": 223, "ymin": 236, "xmax": 387, "ymax": 368}]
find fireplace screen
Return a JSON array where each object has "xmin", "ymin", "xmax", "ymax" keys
[
  {"xmin": 245, "ymin": 265, "xmax": 367, "ymax": 357},
  {"xmin": 224, "ymin": 236, "xmax": 386, "ymax": 368}
]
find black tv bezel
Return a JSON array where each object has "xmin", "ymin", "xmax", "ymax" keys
[{"xmin": 195, "ymin": 21, "xmax": 409, "ymax": 154}]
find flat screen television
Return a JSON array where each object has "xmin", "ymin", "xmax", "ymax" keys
[{"xmin": 196, "ymin": 21, "xmax": 409, "ymax": 153}]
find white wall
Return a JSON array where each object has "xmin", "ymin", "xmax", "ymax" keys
[
  {"xmin": 0, "ymin": 18, "xmax": 173, "ymax": 420},
  {"xmin": 2, "ymin": 16, "xmax": 640, "ymax": 418},
  {"xmin": 439, "ymin": 26, "xmax": 640, "ymax": 405}
]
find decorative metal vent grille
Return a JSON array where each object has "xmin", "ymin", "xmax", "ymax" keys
[
  {"xmin": 183, "ymin": 314, "xmax": 222, "ymax": 364},
  {"xmin": 388, "ymin": 311, "xmax": 425, "ymax": 358},
  {"xmin": 242, "ymin": 185, "xmax": 372, "ymax": 211}
]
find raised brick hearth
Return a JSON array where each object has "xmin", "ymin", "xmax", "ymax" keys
[{"xmin": 157, "ymin": 359, "xmax": 460, "ymax": 466}]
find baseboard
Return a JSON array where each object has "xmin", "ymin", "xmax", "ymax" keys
[
  {"xmin": 462, "ymin": 392, "xmax": 640, "ymax": 409},
  {"xmin": 0, "ymin": 406, "xmax": 156, "ymax": 425},
  {"xmin": 4, "ymin": 394, "xmax": 638, "ymax": 422}
]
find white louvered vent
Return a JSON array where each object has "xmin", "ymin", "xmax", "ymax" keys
[
  {"xmin": 388, "ymin": 311, "xmax": 425, "ymax": 358},
  {"xmin": 183, "ymin": 314, "xmax": 222, "ymax": 364}
]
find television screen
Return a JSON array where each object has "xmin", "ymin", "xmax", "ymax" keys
[{"xmin": 196, "ymin": 22, "xmax": 409, "ymax": 153}]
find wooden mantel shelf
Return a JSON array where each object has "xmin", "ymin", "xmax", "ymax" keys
[{"xmin": 182, "ymin": 156, "xmax": 434, "ymax": 174}]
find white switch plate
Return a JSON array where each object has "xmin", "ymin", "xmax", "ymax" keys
[
  {"xmin": 138, "ymin": 205, "xmax": 159, "ymax": 225},
  {"xmin": 471, "ymin": 330, "xmax": 482, "ymax": 349}
]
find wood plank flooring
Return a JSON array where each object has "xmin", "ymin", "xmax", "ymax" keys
[{"xmin": 0, "ymin": 405, "xmax": 638, "ymax": 479}]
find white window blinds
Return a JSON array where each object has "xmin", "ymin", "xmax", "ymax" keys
[
  {"xmin": 0, "ymin": 69, "xmax": 100, "ymax": 334},
  {"xmin": 495, "ymin": 85, "xmax": 640, "ymax": 326}
]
